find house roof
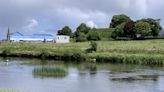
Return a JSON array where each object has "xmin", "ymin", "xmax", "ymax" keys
[
  {"xmin": 10, "ymin": 32, "xmax": 23, "ymax": 36},
  {"xmin": 10, "ymin": 32, "xmax": 54, "ymax": 39}
]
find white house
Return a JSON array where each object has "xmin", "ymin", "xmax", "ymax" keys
[{"xmin": 56, "ymin": 35, "xmax": 70, "ymax": 43}]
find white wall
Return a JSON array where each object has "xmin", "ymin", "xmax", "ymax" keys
[
  {"xmin": 10, "ymin": 38, "xmax": 54, "ymax": 42},
  {"xmin": 56, "ymin": 35, "xmax": 70, "ymax": 43}
]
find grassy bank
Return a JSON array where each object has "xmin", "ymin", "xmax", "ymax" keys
[{"xmin": 0, "ymin": 39, "xmax": 164, "ymax": 65}]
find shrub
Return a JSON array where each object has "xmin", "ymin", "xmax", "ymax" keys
[
  {"xmin": 86, "ymin": 41, "xmax": 98, "ymax": 53},
  {"xmin": 2, "ymin": 48, "xmax": 11, "ymax": 56},
  {"xmin": 40, "ymin": 49, "xmax": 49, "ymax": 59}
]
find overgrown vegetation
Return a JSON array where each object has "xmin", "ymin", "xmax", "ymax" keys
[
  {"xmin": 33, "ymin": 67, "xmax": 68, "ymax": 77},
  {"xmin": 86, "ymin": 41, "xmax": 98, "ymax": 53},
  {"xmin": 1, "ymin": 40, "xmax": 164, "ymax": 65}
]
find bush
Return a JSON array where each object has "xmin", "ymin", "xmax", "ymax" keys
[
  {"xmin": 40, "ymin": 49, "xmax": 49, "ymax": 59},
  {"xmin": 86, "ymin": 41, "xmax": 98, "ymax": 53},
  {"xmin": 2, "ymin": 48, "xmax": 11, "ymax": 56}
]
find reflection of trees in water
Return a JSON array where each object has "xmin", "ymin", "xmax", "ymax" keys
[{"xmin": 77, "ymin": 63, "xmax": 97, "ymax": 75}]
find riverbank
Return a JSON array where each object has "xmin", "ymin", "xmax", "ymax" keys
[{"xmin": 0, "ymin": 40, "xmax": 164, "ymax": 65}]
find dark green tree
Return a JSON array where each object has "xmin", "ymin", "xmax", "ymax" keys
[
  {"xmin": 111, "ymin": 23, "xmax": 125, "ymax": 39},
  {"xmin": 57, "ymin": 26, "xmax": 72, "ymax": 36},
  {"xmin": 76, "ymin": 23, "xmax": 91, "ymax": 34},
  {"xmin": 74, "ymin": 23, "xmax": 91, "ymax": 42},
  {"xmin": 137, "ymin": 18, "xmax": 162, "ymax": 36},
  {"xmin": 110, "ymin": 14, "xmax": 131, "ymax": 28}
]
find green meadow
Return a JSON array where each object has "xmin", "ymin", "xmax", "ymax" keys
[{"xmin": 0, "ymin": 39, "xmax": 164, "ymax": 65}]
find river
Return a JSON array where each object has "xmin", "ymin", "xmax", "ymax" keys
[{"xmin": 0, "ymin": 58, "xmax": 164, "ymax": 92}]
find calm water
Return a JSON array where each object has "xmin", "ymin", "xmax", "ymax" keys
[{"xmin": 0, "ymin": 58, "xmax": 164, "ymax": 92}]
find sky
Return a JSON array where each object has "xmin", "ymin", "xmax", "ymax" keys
[{"xmin": 0, "ymin": 0, "xmax": 164, "ymax": 39}]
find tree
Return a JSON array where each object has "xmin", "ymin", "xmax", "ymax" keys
[
  {"xmin": 74, "ymin": 23, "xmax": 91, "ymax": 42},
  {"xmin": 135, "ymin": 21, "xmax": 151, "ymax": 38},
  {"xmin": 123, "ymin": 21, "xmax": 136, "ymax": 38},
  {"xmin": 137, "ymin": 18, "xmax": 162, "ymax": 36},
  {"xmin": 87, "ymin": 30, "xmax": 101, "ymax": 41},
  {"xmin": 76, "ymin": 23, "xmax": 91, "ymax": 34},
  {"xmin": 110, "ymin": 14, "xmax": 131, "ymax": 28},
  {"xmin": 57, "ymin": 26, "xmax": 72, "ymax": 36},
  {"xmin": 75, "ymin": 32, "xmax": 87, "ymax": 42},
  {"xmin": 111, "ymin": 23, "xmax": 125, "ymax": 39}
]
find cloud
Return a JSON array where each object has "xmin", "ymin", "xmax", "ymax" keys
[
  {"xmin": 23, "ymin": 19, "xmax": 38, "ymax": 34},
  {"xmin": 86, "ymin": 21, "xmax": 98, "ymax": 28},
  {"xmin": 0, "ymin": 0, "xmax": 164, "ymax": 39}
]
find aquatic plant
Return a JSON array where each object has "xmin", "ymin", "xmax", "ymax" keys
[{"xmin": 33, "ymin": 67, "xmax": 68, "ymax": 77}]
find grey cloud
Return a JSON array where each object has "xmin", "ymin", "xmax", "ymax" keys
[{"xmin": 0, "ymin": 0, "xmax": 164, "ymax": 39}]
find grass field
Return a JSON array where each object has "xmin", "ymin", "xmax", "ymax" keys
[
  {"xmin": 0, "ymin": 39, "xmax": 164, "ymax": 65},
  {"xmin": 94, "ymin": 28, "xmax": 113, "ymax": 41}
]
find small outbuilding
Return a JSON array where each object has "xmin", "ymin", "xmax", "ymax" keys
[{"xmin": 56, "ymin": 35, "xmax": 70, "ymax": 43}]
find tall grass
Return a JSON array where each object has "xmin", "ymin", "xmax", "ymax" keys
[
  {"xmin": 0, "ymin": 40, "xmax": 164, "ymax": 65},
  {"xmin": 33, "ymin": 67, "xmax": 68, "ymax": 77},
  {"xmin": 0, "ymin": 88, "xmax": 21, "ymax": 92}
]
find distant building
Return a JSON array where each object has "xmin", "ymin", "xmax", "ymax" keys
[
  {"xmin": 6, "ymin": 27, "xmax": 10, "ymax": 42},
  {"xmin": 56, "ymin": 35, "xmax": 70, "ymax": 43},
  {"xmin": 10, "ymin": 32, "xmax": 54, "ymax": 42}
]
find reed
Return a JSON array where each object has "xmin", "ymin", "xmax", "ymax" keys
[{"xmin": 33, "ymin": 67, "xmax": 68, "ymax": 77}]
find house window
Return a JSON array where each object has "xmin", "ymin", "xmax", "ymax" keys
[{"xmin": 64, "ymin": 37, "xmax": 67, "ymax": 39}]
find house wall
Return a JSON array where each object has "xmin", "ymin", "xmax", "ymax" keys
[
  {"xmin": 10, "ymin": 32, "xmax": 54, "ymax": 42},
  {"xmin": 11, "ymin": 38, "xmax": 54, "ymax": 42},
  {"xmin": 56, "ymin": 35, "xmax": 70, "ymax": 43}
]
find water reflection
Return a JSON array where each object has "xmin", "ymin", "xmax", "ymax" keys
[
  {"xmin": 77, "ymin": 63, "xmax": 97, "ymax": 75},
  {"xmin": 0, "ymin": 58, "xmax": 164, "ymax": 92}
]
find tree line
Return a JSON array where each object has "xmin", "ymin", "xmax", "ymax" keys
[
  {"xmin": 110, "ymin": 14, "xmax": 162, "ymax": 39},
  {"xmin": 57, "ymin": 23, "xmax": 101, "ymax": 42},
  {"xmin": 57, "ymin": 14, "xmax": 163, "ymax": 41}
]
